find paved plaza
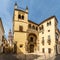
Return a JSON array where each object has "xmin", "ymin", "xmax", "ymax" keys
[
  {"xmin": 0, "ymin": 53, "xmax": 60, "ymax": 60},
  {"xmin": 0, "ymin": 54, "xmax": 19, "ymax": 60}
]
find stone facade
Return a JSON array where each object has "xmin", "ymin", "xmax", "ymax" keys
[
  {"xmin": 57, "ymin": 32, "xmax": 60, "ymax": 54},
  {"xmin": 13, "ymin": 3, "xmax": 60, "ymax": 59}
]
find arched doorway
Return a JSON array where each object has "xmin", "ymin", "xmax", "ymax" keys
[
  {"xmin": 30, "ymin": 44, "xmax": 34, "ymax": 53},
  {"xmin": 27, "ymin": 33, "xmax": 37, "ymax": 53}
]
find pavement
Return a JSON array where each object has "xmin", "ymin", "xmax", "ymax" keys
[
  {"xmin": 54, "ymin": 55, "xmax": 60, "ymax": 60},
  {"xmin": 0, "ymin": 53, "xmax": 19, "ymax": 60},
  {"xmin": 0, "ymin": 53, "xmax": 60, "ymax": 60}
]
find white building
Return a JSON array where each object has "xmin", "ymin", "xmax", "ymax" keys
[
  {"xmin": 57, "ymin": 32, "xmax": 60, "ymax": 54},
  {"xmin": 0, "ymin": 18, "xmax": 4, "ymax": 53}
]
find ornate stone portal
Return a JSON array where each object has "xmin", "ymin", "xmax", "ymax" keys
[{"xmin": 26, "ymin": 33, "xmax": 37, "ymax": 53}]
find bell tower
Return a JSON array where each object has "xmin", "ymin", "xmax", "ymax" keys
[
  {"xmin": 13, "ymin": 3, "xmax": 28, "ymax": 53},
  {"xmin": 13, "ymin": 3, "xmax": 28, "ymax": 31}
]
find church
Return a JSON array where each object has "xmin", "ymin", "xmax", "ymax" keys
[{"xmin": 13, "ymin": 3, "xmax": 60, "ymax": 59}]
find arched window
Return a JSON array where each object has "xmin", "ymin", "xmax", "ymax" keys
[
  {"xmin": 28, "ymin": 24, "xmax": 31, "ymax": 28},
  {"xmin": 22, "ymin": 15, "xmax": 24, "ymax": 20},
  {"xmin": 32, "ymin": 25, "xmax": 35, "ymax": 29},
  {"xmin": 39, "ymin": 27, "xmax": 41, "ymax": 31},
  {"xmin": 18, "ymin": 14, "xmax": 21, "ymax": 19},
  {"xmin": 41, "ymin": 25, "xmax": 43, "ymax": 29},
  {"xmin": 48, "ymin": 48, "xmax": 51, "ymax": 54},
  {"xmin": 42, "ymin": 48, "xmax": 45, "ymax": 53},
  {"xmin": 30, "ymin": 37, "xmax": 33, "ymax": 42},
  {"xmin": 19, "ymin": 26, "xmax": 23, "ymax": 32},
  {"xmin": 36, "ymin": 27, "xmax": 38, "ymax": 31},
  {"xmin": 47, "ymin": 40, "xmax": 51, "ymax": 45}
]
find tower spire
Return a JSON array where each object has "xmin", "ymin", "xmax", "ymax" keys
[
  {"xmin": 14, "ymin": 2, "xmax": 18, "ymax": 9},
  {"xmin": 25, "ymin": 6, "xmax": 28, "ymax": 13},
  {"xmin": 26, "ymin": 6, "xmax": 28, "ymax": 10}
]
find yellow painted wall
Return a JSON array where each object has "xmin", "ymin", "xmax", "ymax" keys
[
  {"xmin": 13, "ymin": 9, "xmax": 28, "ymax": 54},
  {"xmin": 13, "ymin": 8, "xmax": 59, "ymax": 59}
]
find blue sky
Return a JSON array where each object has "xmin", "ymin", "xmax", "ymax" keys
[{"xmin": 0, "ymin": 0, "xmax": 60, "ymax": 38}]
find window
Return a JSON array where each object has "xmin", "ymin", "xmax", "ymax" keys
[
  {"xmin": 36, "ymin": 27, "xmax": 38, "ymax": 31},
  {"xmin": 39, "ymin": 27, "xmax": 41, "ymax": 30},
  {"xmin": 47, "ymin": 21, "xmax": 51, "ymax": 26},
  {"xmin": 47, "ymin": 35, "xmax": 51, "ymax": 45},
  {"xmin": 42, "ymin": 31, "xmax": 44, "ymax": 34},
  {"xmin": 18, "ymin": 14, "xmax": 24, "ymax": 20},
  {"xmin": 55, "ymin": 33, "xmax": 59, "ymax": 40},
  {"xmin": 47, "ymin": 40, "xmax": 51, "ymax": 45},
  {"xmin": 48, "ymin": 48, "xmax": 51, "ymax": 54},
  {"xmin": 30, "ymin": 37, "xmax": 33, "ymax": 42},
  {"xmin": 41, "ymin": 25, "xmax": 43, "ymax": 30},
  {"xmin": 32, "ymin": 25, "xmax": 35, "ymax": 29},
  {"xmin": 42, "ymin": 40, "xmax": 44, "ymax": 45},
  {"xmin": 18, "ymin": 14, "xmax": 21, "ymax": 19},
  {"xmin": 42, "ymin": 48, "xmax": 45, "ymax": 53},
  {"xmin": 48, "ymin": 35, "xmax": 50, "ymax": 40},
  {"xmin": 42, "ymin": 37, "xmax": 44, "ymax": 45},
  {"xmin": 48, "ymin": 30, "xmax": 50, "ymax": 32},
  {"xmin": 39, "ymin": 25, "xmax": 44, "ymax": 31},
  {"xmin": 47, "ymin": 23, "xmax": 49, "ymax": 26},
  {"xmin": 22, "ymin": 15, "xmax": 24, "ymax": 20},
  {"xmin": 28, "ymin": 24, "xmax": 31, "ymax": 28},
  {"xmin": 19, "ymin": 26, "xmax": 23, "ymax": 32},
  {"xmin": 55, "ymin": 33, "xmax": 59, "ymax": 44},
  {"xmin": 20, "ymin": 44, "xmax": 23, "ymax": 48},
  {"xmin": 49, "ymin": 21, "xmax": 51, "ymax": 25},
  {"xmin": 42, "ymin": 37, "xmax": 44, "ymax": 40}
]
